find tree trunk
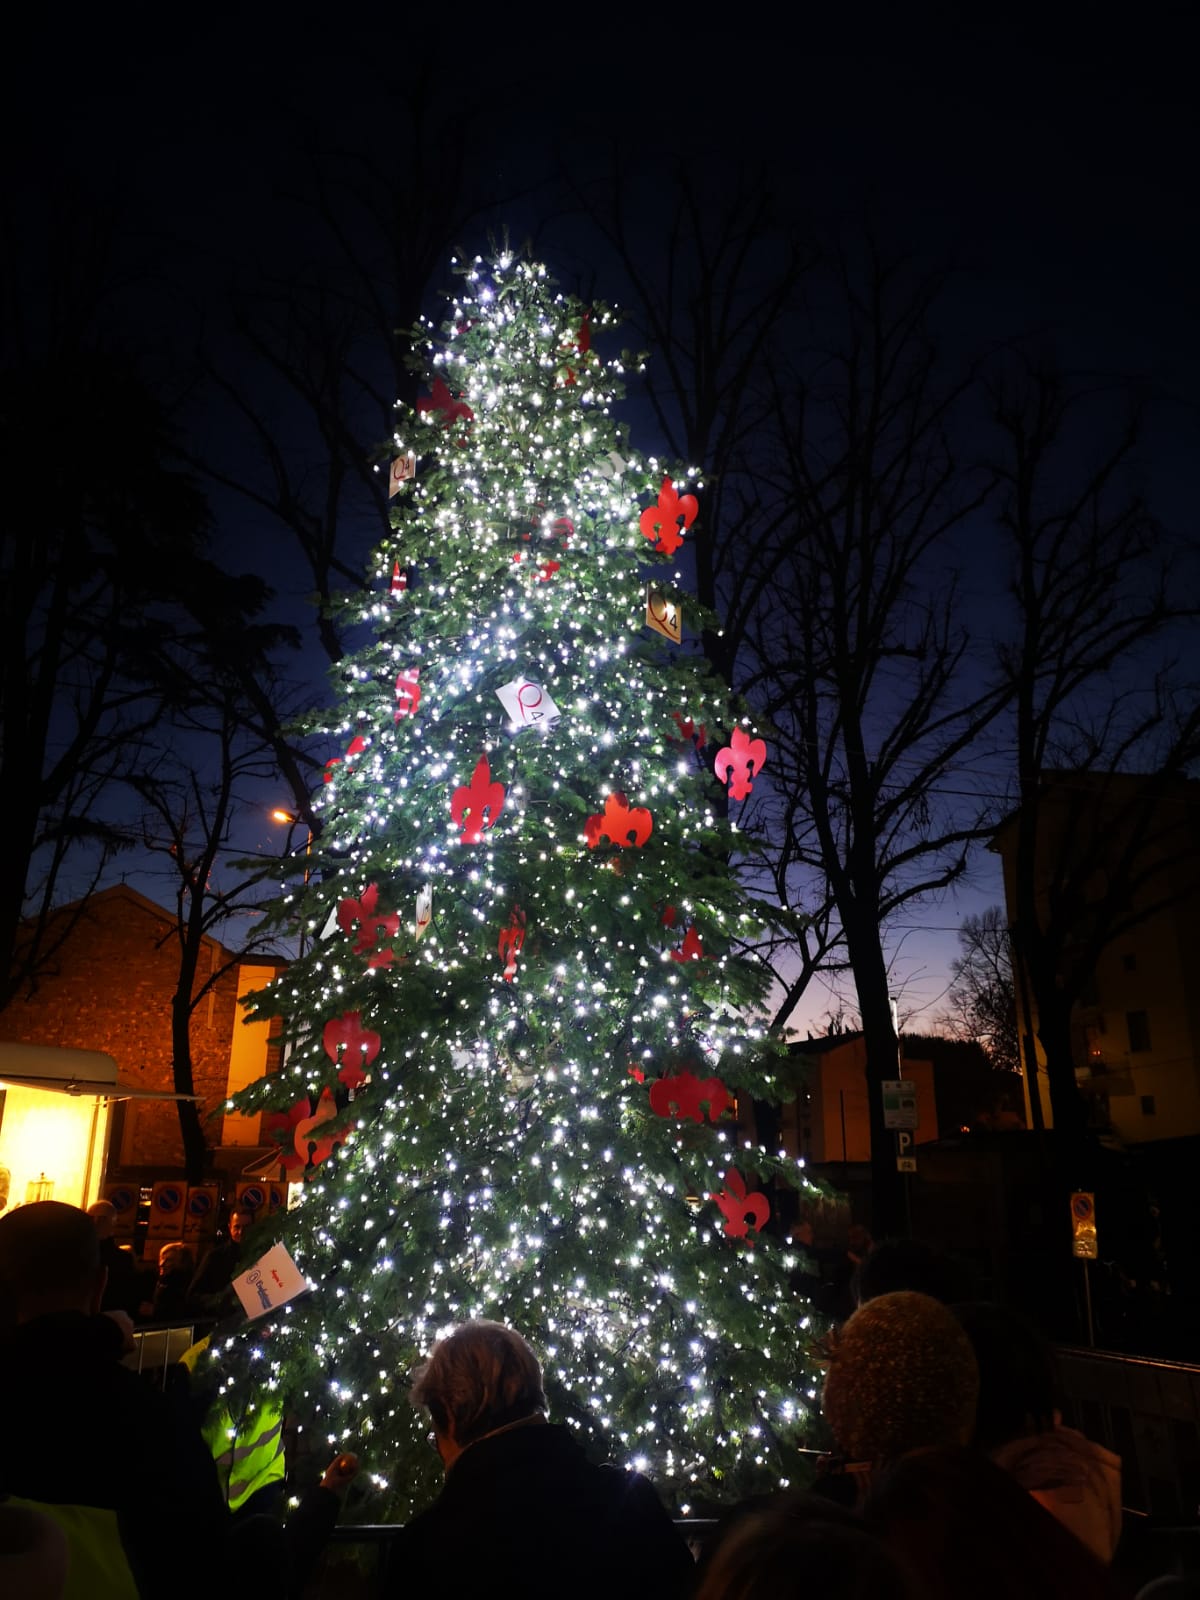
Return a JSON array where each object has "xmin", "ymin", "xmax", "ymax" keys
[
  {"xmin": 171, "ymin": 978, "xmax": 208, "ymax": 1184},
  {"xmin": 844, "ymin": 917, "xmax": 906, "ymax": 1238}
]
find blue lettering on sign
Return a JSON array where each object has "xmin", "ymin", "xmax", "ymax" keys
[{"xmin": 247, "ymin": 1269, "xmax": 272, "ymax": 1310}]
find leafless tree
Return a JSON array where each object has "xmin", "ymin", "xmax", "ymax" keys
[
  {"xmin": 745, "ymin": 250, "xmax": 1007, "ymax": 1233},
  {"xmin": 988, "ymin": 358, "xmax": 1200, "ymax": 1154},
  {"xmin": 0, "ymin": 343, "xmax": 211, "ymax": 1010},
  {"xmin": 940, "ymin": 906, "xmax": 1020, "ymax": 1074}
]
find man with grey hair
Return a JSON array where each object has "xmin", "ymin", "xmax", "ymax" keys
[{"xmin": 390, "ymin": 1319, "xmax": 693, "ymax": 1598}]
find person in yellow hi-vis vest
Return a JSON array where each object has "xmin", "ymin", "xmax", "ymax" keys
[{"xmin": 180, "ymin": 1335, "xmax": 287, "ymax": 1520}]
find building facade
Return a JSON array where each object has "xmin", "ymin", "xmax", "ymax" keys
[{"xmin": 0, "ymin": 885, "xmax": 281, "ymax": 1180}]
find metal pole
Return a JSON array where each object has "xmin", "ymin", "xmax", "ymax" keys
[{"xmin": 1081, "ymin": 1261, "xmax": 1095, "ymax": 1347}]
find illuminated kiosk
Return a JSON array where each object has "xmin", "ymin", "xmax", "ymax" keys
[{"xmin": 0, "ymin": 1042, "xmax": 195, "ymax": 1212}]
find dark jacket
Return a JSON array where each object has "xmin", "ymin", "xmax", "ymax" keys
[
  {"xmin": 186, "ymin": 1239, "xmax": 241, "ymax": 1317},
  {"xmin": 386, "ymin": 1420, "xmax": 693, "ymax": 1600},
  {"xmin": 98, "ymin": 1237, "xmax": 144, "ymax": 1317},
  {"xmin": 0, "ymin": 1311, "xmax": 228, "ymax": 1598}
]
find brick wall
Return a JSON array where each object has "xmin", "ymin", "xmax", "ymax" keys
[{"xmin": 0, "ymin": 885, "xmax": 279, "ymax": 1170}]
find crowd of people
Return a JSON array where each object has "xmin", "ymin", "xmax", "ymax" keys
[
  {"xmin": 0, "ymin": 1199, "xmax": 1195, "ymax": 1598},
  {"xmin": 88, "ymin": 1199, "xmax": 251, "ymax": 1324}
]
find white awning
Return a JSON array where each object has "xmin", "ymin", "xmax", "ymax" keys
[{"xmin": 0, "ymin": 1042, "xmax": 198, "ymax": 1101}]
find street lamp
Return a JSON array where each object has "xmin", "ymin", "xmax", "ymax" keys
[{"xmin": 269, "ymin": 807, "xmax": 314, "ymax": 955}]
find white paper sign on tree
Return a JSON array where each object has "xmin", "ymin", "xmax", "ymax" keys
[{"xmin": 496, "ymin": 676, "xmax": 561, "ymax": 731}]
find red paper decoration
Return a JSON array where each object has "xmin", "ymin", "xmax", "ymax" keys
[
  {"xmin": 714, "ymin": 726, "xmax": 767, "ymax": 802},
  {"xmin": 390, "ymin": 561, "xmax": 408, "ymax": 594},
  {"xmin": 670, "ymin": 712, "xmax": 708, "ymax": 750},
  {"xmin": 266, "ymin": 1089, "xmax": 345, "ymax": 1175},
  {"xmin": 451, "ymin": 753, "xmax": 506, "ymax": 843},
  {"xmin": 417, "ymin": 375, "xmax": 475, "ymax": 426},
  {"xmin": 394, "ymin": 668, "xmax": 421, "ymax": 721},
  {"xmin": 661, "ymin": 904, "xmax": 678, "ymax": 928},
  {"xmin": 640, "ymin": 477, "xmax": 698, "ymax": 558},
  {"xmin": 323, "ymin": 734, "xmax": 368, "ymax": 785},
  {"xmin": 497, "ymin": 905, "xmax": 526, "ymax": 982},
  {"xmin": 627, "ymin": 1064, "xmax": 646, "ymax": 1084},
  {"xmin": 709, "ymin": 1168, "xmax": 771, "ymax": 1240},
  {"xmin": 538, "ymin": 560, "xmax": 560, "ymax": 582},
  {"xmin": 576, "ymin": 312, "xmax": 591, "ymax": 356},
  {"xmin": 584, "ymin": 792, "xmax": 653, "ymax": 850},
  {"xmin": 670, "ymin": 925, "xmax": 706, "ymax": 963},
  {"xmin": 322, "ymin": 1010, "xmax": 382, "ymax": 1093},
  {"xmin": 649, "ymin": 1071, "xmax": 730, "ymax": 1124},
  {"xmin": 336, "ymin": 884, "xmax": 400, "ymax": 968}
]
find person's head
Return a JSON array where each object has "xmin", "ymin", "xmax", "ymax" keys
[
  {"xmin": 867, "ymin": 1447, "xmax": 1124, "ymax": 1600},
  {"xmin": 853, "ymin": 1238, "xmax": 977, "ymax": 1309},
  {"xmin": 694, "ymin": 1492, "xmax": 921, "ymax": 1600},
  {"xmin": 0, "ymin": 1201, "xmax": 105, "ymax": 1322},
  {"xmin": 791, "ymin": 1220, "xmax": 815, "ymax": 1249},
  {"xmin": 227, "ymin": 1207, "xmax": 253, "ymax": 1243},
  {"xmin": 86, "ymin": 1200, "xmax": 117, "ymax": 1240},
  {"xmin": 822, "ymin": 1291, "xmax": 979, "ymax": 1466},
  {"xmin": 950, "ymin": 1302, "xmax": 1060, "ymax": 1451},
  {"xmin": 158, "ymin": 1241, "xmax": 193, "ymax": 1276},
  {"xmin": 410, "ymin": 1319, "xmax": 546, "ymax": 1469}
]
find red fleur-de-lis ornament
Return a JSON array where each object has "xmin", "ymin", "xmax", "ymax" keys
[
  {"xmin": 497, "ymin": 905, "xmax": 526, "ymax": 982},
  {"xmin": 670, "ymin": 925, "xmax": 706, "ymax": 963},
  {"xmin": 584, "ymin": 792, "xmax": 653, "ymax": 849},
  {"xmin": 266, "ymin": 1089, "xmax": 345, "ymax": 1175},
  {"xmin": 323, "ymin": 733, "xmax": 368, "ymax": 785},
  {"xmin": 336, "ymin": 884, "xmax": 400, "ymax": 968},
  {"xmin": 709, "ymin": 1169, "xmax": 771, "ymax": 1241},
  {"xmin": 648, "ymin": 1071, "xmax": 730, "ymax": 1124},
  {"xmin": 714, "ymin": 726, "xmax": 767, "ymax": 802},
  {"xmin": 322, "ymin": 1011, "xmax": 382, "ymax": 1093},
  {"xmin": 451, "ymin": 753, "xmax": 506, "ymax": 843},
  {"xmin": 640, "ymin": 477, "xmax": 698, "ymax": 558},
  {"xmin": 669, "ymin": 712, "xmax": 707, "ymax": 751},
  {"xmin": 417, "ymin": 375, "xmax": 474, "ymax": 427},
  {"xmin": 394, "ymin": 667, "xmax": 421, "ymax": 721}
]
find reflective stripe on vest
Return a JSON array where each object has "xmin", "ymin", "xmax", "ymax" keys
[{"xmin": 205, "ymin": 1403, "xmax": 286, "ymax": 1511}]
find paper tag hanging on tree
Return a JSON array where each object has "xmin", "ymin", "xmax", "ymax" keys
[
  {"xmin": 388, "ymin": 453, "xmax": 416, "ymax": 496},
  {"xmin": 390, "ymin": 562, "xmax": 408, "ymax": 595},
  {"xmin": 497, "ymin": 906, "xmax": 526, "ymax": 982},
  {"xmin": 451, "ymin": 753, "xmax": 506, "ymax": 843},
  {"xmin": 646, "ymin": 586, "xmax": 682, "ymax": 643},
  {"xmin": 714, "ymin": 726, "xmax": 768, "ymax": 802},
  {"xmin": 709, "ymin": 1168, "xmax": 771, "ymax": 1241},
  {"xmin": 640, "ymin": 477, "xmax": 698, "ymax": 557},
  {"xmin": 595, "ymin": 450, "xmax": 627, "ymax": 480},
  {"xmin": 496, "ymin": 676, "xmax": 561, "ymax": 731},
  {"xmin": 649, "ymin": 1071, "xmax": 730, "ymax": 1124},
  {"xmin": 233, "ymin": 1242, "xmax": 309, "ymax": 1321},
  {"xmin": 415, "ymin": 884, "xmax": 433, "ymax": 939},
  {"xmin": 584, "ymin": 792, "xmax": 652, "ymax": 849},
  {"xmin": 394, "ymin": 668, "xmax": 421, "ymax": 721}
]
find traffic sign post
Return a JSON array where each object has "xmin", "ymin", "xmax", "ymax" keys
[
  {"xmin": 882, "ymin": 1080, "xmax": 919, "ymax": 1131},
  {"xmin": 1071, "ymin": 1191, "xmax": 1097, "ymax": 1347}
]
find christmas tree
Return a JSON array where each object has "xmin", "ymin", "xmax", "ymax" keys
[{"xmin": 222, "ymin": 251, "xmax": 826, "ymax": 1517}]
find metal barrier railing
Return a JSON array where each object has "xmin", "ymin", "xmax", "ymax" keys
[{"xmin": 1056, "ymin": 1344, "xmax": 1200, "ymax": 1524}]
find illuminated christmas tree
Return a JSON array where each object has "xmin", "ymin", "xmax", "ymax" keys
[{"xmin": 222, "ymin": 252, "xmax": 825, "ymax": 1517}]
